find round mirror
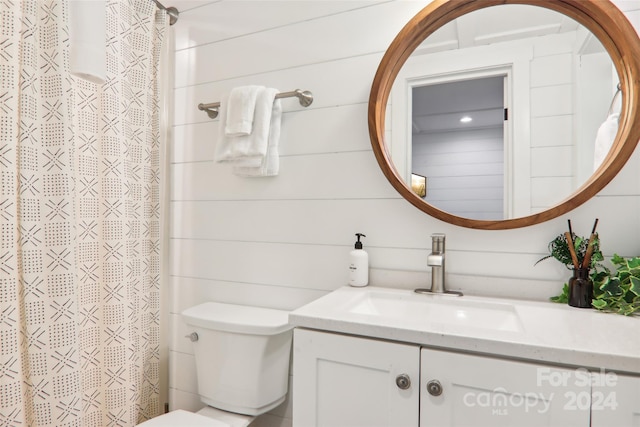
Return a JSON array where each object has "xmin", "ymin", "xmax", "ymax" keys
[{"xmin": 369, "ymin": 0, "xmax": 640, "ymax": 230}]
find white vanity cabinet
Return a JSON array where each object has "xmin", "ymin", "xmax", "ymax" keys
[
  {"xmin": 290, "ymin": 286, "xmax": 640, "ymax": 426},
  {"xmin": 419, "ymin": 348, "xmax": 590, "ymax": 427},
  {"xmin": 590, "ymin": 372, "xmax": 640, "ymax": 427},
  {"xmin": 292, "ymin": 328, "xmax": 420, "ymax": 427},
  {"xmin": 293, "ymin": 329, "xmax": 640, "ymax": 427}
]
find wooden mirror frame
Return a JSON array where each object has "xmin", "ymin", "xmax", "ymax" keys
[{"xmin": 369, "ymin": 0, "xmax": 640, "ymax": 230}]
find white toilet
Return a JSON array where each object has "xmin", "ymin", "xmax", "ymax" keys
[{"xmin": 139, "ymin": 302, "xmax": 293, "ymax": 427}]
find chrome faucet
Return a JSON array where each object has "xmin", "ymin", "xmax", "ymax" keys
[
  {"xmin": 416, "ymin": 233, "xmax": 463, "ymax": 296},
  {"xmin": 427, "ymin": 233, "xmax": 446, "ymax": 293}
]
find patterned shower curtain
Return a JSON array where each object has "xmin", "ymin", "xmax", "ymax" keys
[{"xmin": 0, "ymin": 1, "xmax": 166, "ymax": 425}]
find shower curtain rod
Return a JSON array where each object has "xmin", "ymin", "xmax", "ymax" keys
[{"xmin": 152, "ymin": 0, "xmax": 179, "ymax": 25}]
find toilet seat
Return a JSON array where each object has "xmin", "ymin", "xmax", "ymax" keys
[
  {"xmin": 137, "ymin": 409, "xmax": 230, "ymax": 427},
  {"xmin": 196, "ymin": 406, "xmax": 254, "ymax": 427}
]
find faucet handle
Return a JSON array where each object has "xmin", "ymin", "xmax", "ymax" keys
[{"xmin": 431, "ymin": 233, "xmax": 445, "ymax": 253}]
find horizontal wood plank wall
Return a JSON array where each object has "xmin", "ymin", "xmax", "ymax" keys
[
  {"xmin": 168, "ymin": 1, "xmax": 640, "ymax": 425},
  {"xmin": 413, "ymin": 127, "xmax": 504, "ymax": 219}
]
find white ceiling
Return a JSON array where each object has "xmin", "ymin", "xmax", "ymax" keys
[
  {"xmin": 415, "ymin": 4, "xmax": 580, "ymax": 56},
  {"xmin": 412, "ymin": 77, "xmax": 504, "ymax": 134}
]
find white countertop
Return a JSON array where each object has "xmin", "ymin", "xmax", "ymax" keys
[{"xmin": 289, "ymin": 286, "xmax": 640, "ymax": 375}]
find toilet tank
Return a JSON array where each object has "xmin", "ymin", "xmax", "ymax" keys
[{"xmin": 182, "ymin": 302, "xmax": 293, "ymax": 416}]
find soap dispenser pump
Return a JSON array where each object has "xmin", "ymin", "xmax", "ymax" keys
[{"xmin": 349, "ymin": 233, "xmax": 369, "ymax": 287}]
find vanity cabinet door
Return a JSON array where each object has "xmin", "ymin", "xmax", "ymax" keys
[
  {"xmin": 293, "ymin": 328, "xmax": 419, "ymax": 427},
  {"xmin": 590, "ymin": 372, "xmax": 640, "ymax": 426},
  {"xmin": 420, "ymin": 348, "xmax": 591, "ymax": 427}
]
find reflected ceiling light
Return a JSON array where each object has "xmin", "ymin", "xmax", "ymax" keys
[{"xmin": 460, "ymin": 116, "xmax": 473, "ymax": 123}]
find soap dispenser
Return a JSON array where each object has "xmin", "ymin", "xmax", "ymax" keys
[{"xmin": 349, "ymin": 233, "xmax": 369, "ymax": 287}]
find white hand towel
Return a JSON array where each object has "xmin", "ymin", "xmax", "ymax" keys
[
  {"xmin": 233, "ymin": 96, "xmax": 282, "ymax": 177},
  {"xmin": 214, "ymin": 93, "xmax": 235, "ymax": 162},
  {"xmin": 225, "ymin": 85, "xmax": 263, "ymax": 136},
  {"xmin": 214, "ymin": 88, "xmax": 274, "ymax": 162},
  {"xmin": 69, "ymin": 0, "xmax": 106, "ymax": 84},
  {"xmin": 215, "ymin": 87, "xmax": 282, "ymax": 177},
  {"xmin": 593, "ymin": 113, "xmax": 619, "ymax": 171}
]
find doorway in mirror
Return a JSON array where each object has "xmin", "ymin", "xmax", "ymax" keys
[{"xmin": 412, "ymin": 76, "xmax": 506, "ymax": 220}]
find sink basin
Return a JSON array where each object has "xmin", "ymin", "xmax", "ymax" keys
[{"xmin": 340, "ymin": 288, "xmax": 523, "ymax": 332}]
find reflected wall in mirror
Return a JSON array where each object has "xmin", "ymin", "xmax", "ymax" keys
[
  {"xmin": 369, "ymin": 0, "xmax": 640, "ymax": 230},
  {"xmin": 390, "ymin": 4, "xmax": 617, "ymax": 221}
]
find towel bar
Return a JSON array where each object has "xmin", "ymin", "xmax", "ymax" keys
[
  {"xmin": 607, "ymin": 83, "xmax": 622, "ymax": 116},
  {"xmin": 198, "ymin": 89, "xmax": 313, "ymax": 119}
]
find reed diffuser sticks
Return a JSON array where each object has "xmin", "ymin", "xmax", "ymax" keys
[
  {"xmin": 565, "ymin": 219, "xmax": 599, "ymax": 270},
  {"xmin": 582, "ymin": 219, "xmax": 599, "ymax": 269}
]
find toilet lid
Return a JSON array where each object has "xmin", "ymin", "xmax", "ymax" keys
[
  {"xmin": 182, "ymin": 302, "xmax": 291, "ymax": 335},
  {"xmin": 138, "ymin": 410, "xmax": 230, "ymax": 427}
]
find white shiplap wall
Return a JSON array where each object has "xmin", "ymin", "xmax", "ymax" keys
[
  {"xmin": 412, "ymin": 127, "xmax": 504, "ymax": 219},
  {"xmin": 167, "ymin": 1, "xmax": 640, "ymax": 426}
]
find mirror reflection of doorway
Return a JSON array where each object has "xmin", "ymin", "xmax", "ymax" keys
[{"xmin": 411, "ymin": 76, "xmax": 507, "ymax": 220}]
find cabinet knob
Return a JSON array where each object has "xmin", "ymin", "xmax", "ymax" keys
[
  {"xmin": 395, "ymin": 374, "xmax": 411, "ymax": 390},
  {"xmin": 185, "ymin": 332, "xmax": 199, "ymax": 342},
  {"xmin": 426, "ymin": 379, "xmax": 443, "ymax": 396}
]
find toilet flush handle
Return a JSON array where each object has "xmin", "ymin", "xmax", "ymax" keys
[{"xmin": 185, "ymin": 332, "xmax": 199, "ymax": 342}]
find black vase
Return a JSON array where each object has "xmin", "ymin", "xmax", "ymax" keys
[{"xmin": 568, "ymin": 268, "xmax": 593, "ymax": 308}]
